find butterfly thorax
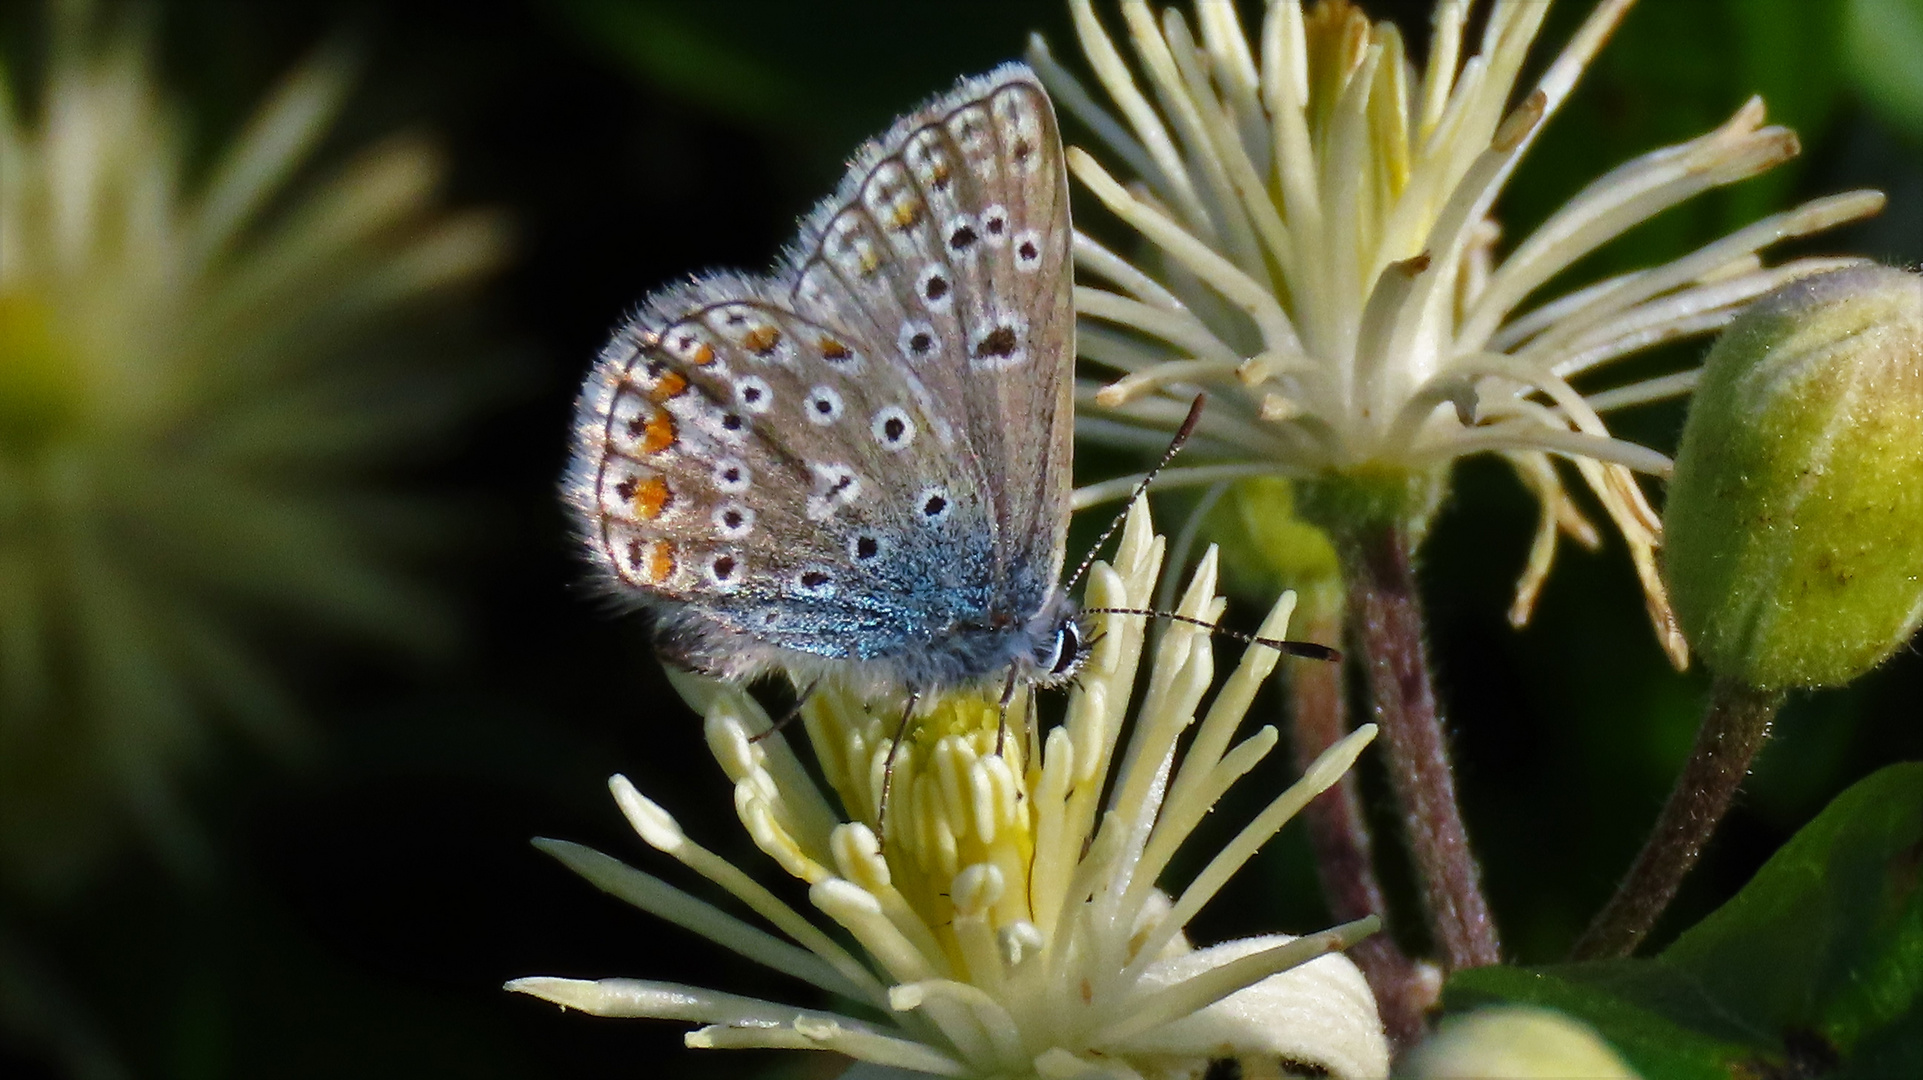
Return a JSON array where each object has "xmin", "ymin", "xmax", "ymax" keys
[{"xmin": 880, "ymin": 585, "xmax": 1085, "ymax": 693}]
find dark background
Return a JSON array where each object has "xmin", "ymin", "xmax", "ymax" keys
[{"xmin": 2, "ymin": 1, "xmax": 1920, "ymax": 1077}]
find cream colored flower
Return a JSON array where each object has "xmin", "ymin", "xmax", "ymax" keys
[
  {"xmin": 511, "ymin": 502, "xmax": 1390, "ymax": 1079},
  {"xmin": 1030, "ymin": 0, "xmax": 1883, "ymax": 661},
  {"xmin": 0, "ymin": 5, "xmax": 506, "ymax": 887}
]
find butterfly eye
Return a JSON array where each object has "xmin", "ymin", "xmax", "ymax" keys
[
  {"xmin": 970, "ymin": 321, "xmax": 1027, "ymax": 371},
  {"xmin": 916, "ymin": 265, "xmax": 952, "ymax": 311},
  {"xmin": 1035, "ymin": 621, "xmax": 1082, "ymax": 678},
  {"xmin": 711, "ymin": 409, "xmax": 748, "ymax": 443},
  {"xmin": 795, "ymin": 568, "xmax": 835, "ymax": 597},
  {"xmin": 806, "ymin": 464, "xmax": 863, "ymax": 522}
]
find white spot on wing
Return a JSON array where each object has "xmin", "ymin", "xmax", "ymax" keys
[
  {"xmin": 734, "ymin": 375, "xmax": 773, "ymax": 414},
  {"xmin": 805, "ymin": 385, "xmax": 844, "ymax": 425},
  {"xmin": 898, "ymin": 321, "xmax": 938, "ymax": 363},
  {"xmin": 1012, "ymin": 229, "xmax": 1044, "ymax": 273},
  {"xmin": 712, "ymin": 458, "xmax": 751, "ymax": 494},
  {"xmin": 871, "ymin": 406, "xmax": 917, "ymax": 452},
  {"xmin": 807, "ymin": 463, "xmax": 862, "ymax": 521},
  {"xmin": 713, "ymin": 503, "xmax": 756, "ymax": 539},
  {"xmin": 916, "ymin": 485, "xmax": 952, "ymax": 525},
  {"xmin": 915, "ymin": 264, "xmax": 953, "ymax": 313}
]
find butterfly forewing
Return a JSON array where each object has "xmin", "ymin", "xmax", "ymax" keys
[
  {"xmin": 568, "ymin": 64, "xmax": 1073, "ymax": 688},
  {"xmin": 785, "ymin": 74, "xmax": 1073, "ymax": 627}
]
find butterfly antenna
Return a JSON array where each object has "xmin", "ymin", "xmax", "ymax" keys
[
  {"xmin": 1079, "ymin": 607, "xmax": 1342, "ymax": 662},
  {"xmin": 1064, "ymin": 393, "xmax": 1208, "ymax": 593}
]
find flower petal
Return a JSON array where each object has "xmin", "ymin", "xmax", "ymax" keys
[{"xmin": 1110, "ymin": 934, "xmax": 1389, "ymax": 1079}]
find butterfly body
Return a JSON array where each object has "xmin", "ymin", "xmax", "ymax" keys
[{"xmin": 565, "ymin": 64, "xmax": 1079, "ymax": 697}]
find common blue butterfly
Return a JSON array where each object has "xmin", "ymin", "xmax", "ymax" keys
[{"xmin": 565, "ymin": 64, "xmax": 1083, "ymax": 699}]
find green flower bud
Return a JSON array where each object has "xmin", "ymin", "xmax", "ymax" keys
[
  {"xmin": 1205, "ymin": 477, "xmax": 1340, "ymax": 597},
  {"xmin": 1665, "ymin": 265, "xmax": 1923, "ymax": 690},
  {"xmin": 1399, "ymin": 1007, "xmax": 1640, "ymax": 1080}
]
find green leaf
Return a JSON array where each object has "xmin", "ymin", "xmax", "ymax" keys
[
  {"xmin": 1664, "ymin": 762, "xmax": 1923, "ymax": 1066},
  {"xmin": 1443, "ymin": 764, "xmax": 1923, "ymax": 1079}
]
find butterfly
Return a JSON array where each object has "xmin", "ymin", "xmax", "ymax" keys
[{"xmin": 564, "ymin": 64, "xmax": 1085, "ymax": 702}]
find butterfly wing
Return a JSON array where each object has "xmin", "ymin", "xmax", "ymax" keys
[
  {"xmin": 565, "ymin": 64, "xmax": 1072, "ymax": 688},
  {"xmin": 788, "ymin": 70, "xmax": 1074, "ymax": 625}
]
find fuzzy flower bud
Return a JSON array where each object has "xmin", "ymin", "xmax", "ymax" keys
[
  {"xmin": 1664, "ymin": 266, "xmax": 1923, "ymax": 689},
  {"xmin": 1401, "ymin": 1007, "xmax": 1640, "ymax": 1080}
]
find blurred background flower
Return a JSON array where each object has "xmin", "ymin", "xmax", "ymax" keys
[
  {"xmin": 0, "ymin": 0, "xmax": 508, "ymax": 895},
  {"xmin": 1, "ymin": 0, "xmax": 507, "ymax": 1074},
  {"xmin": 0, "ymin": 1, "xmax": 1918, "ymax": 1078}
]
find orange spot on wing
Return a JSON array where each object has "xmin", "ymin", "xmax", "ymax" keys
[
  {"xmin": 689, "ymin": 342, "xmax": 715, "ymax": 366},
  {"xmin": 819, "ymin": 337, "xmax": 850, "ymax": 361},
  {"xmin": 649, "ymin": 371, "xmax": 688, "ymax": 402},
  {"xmin": 634, "ymin": 476, "xmax": 673, "ymax": 519},
  {"xmin": 623, "ymin": 538, "xmax": 676, "ymax": 585},
  {"xmin": 741, "ymin": 325, "xmax": 781, "ymax": 355},
  {"xmin": 891, "ymin": 199, "xmax": 923, "ymax": 230},
  {"xmin": 644, "ymin": 540, "xmax": 676, "ymax": 584},
  {"xmin": 643, "ymin": 411, "xmax": 676, "ymax": 454}
]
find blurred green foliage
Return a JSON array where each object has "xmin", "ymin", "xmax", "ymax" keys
[
  {"xmin": 1844, "ymin": 0, "xmax": 1923, "ymax": 140},
  {"xmin": 0, "ymin": 2, "xmax": 1918, "ymax": 1079}
]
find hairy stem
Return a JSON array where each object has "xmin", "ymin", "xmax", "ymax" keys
[
  {"xmin": 1571, "ymin": 678, "xmax": 1783, "ymax": 960},
  {"xmin": 1288, "ymin": 583, "xmax": 1432, "ymax": 1048},
  {"xmin": 1344, "ymin": 523, "xmax": 1501, "ymax": 970}
]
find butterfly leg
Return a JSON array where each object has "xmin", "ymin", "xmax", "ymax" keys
[
  {"xmin": 874, "ymin": 686, "xmax": 921, "ymax": 848},
  {"xmin": 995, "ymin": 665, "xmax": 1019, "ymax": 757},
  {"xmin": 748, "ymin": 679, "xmax": 821, "ymax": 744}
]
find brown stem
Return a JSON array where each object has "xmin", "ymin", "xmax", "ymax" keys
[
  {"xmin": 1344, "ymin": 523, "xmax": 1501, "ymax": 970},
  {"xmin": 1288, "ymin": 585, "xmax": 1431, "ymax": 1049},
  {"xmin": 1571, "ymin": 677, "xmax": 1782, "ymax": 960}
]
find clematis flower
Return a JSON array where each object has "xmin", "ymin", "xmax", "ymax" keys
[
  {"xmin": 0, "ymin": 3, "xmax": 507, "ymax": 890},
  {"xmin": 511, "ymin": 502, "xmax": 1390, "ymax": 1079},
  {"xmin": 1030, "ymin": 0, "xmax": 1883, "ymax": 661}
]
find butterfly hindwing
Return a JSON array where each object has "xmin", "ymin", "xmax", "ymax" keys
[{"xmin": 575, "ymin": 288, "xmax": 995, "ymax": 677}]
